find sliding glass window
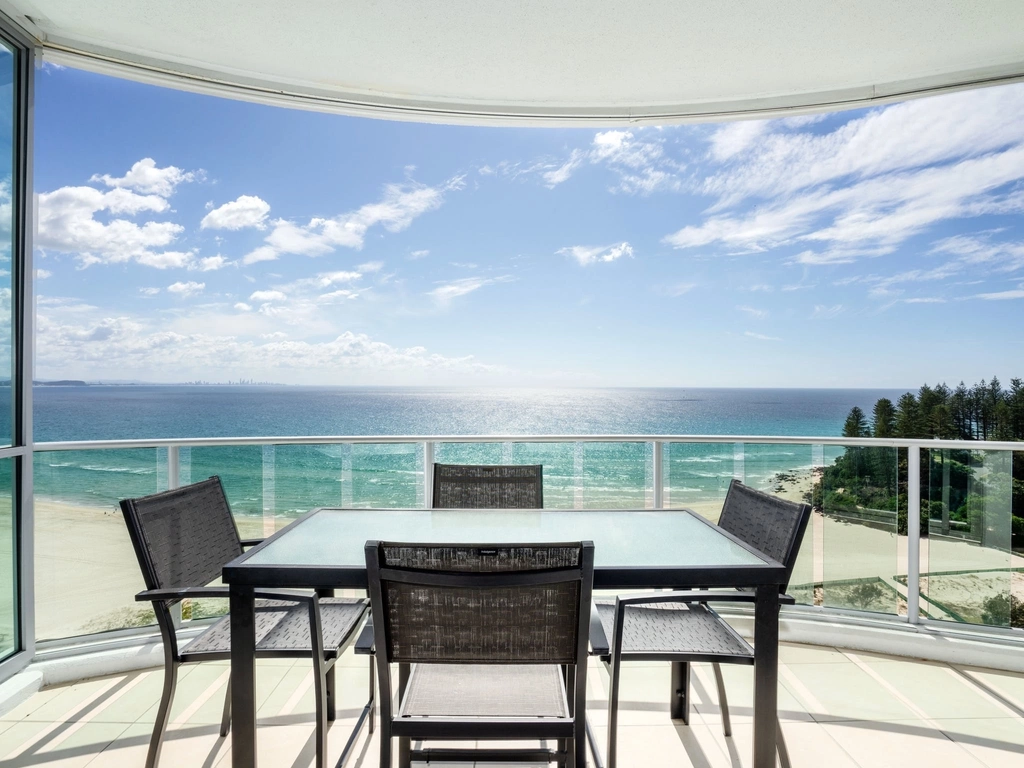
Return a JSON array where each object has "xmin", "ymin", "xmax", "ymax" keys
[{"xmin": 0, "ymin": 36, "xmax": 15, "ymax": 662}]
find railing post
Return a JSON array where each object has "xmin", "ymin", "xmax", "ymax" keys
[
  {"xmin": 652, "ymin": 440, "xmax": 664, "ymax": 509},
  {"xmin": 906, "ymin": 445, "xmax": 921, "ymax": 624},
  {"xmin": 574, "ymin": 442, "xmax": 584, "ymax": 510},
  {"xmin": 167, "ymin": 445, "xmax": 180, "ymax": 490},
  {"xmin": 423, "ymin": 441, "xmax": 434, "ymax": 508}
]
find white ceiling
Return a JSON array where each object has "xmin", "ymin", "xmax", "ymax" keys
[{"xmin": 4, "ymin": 0, "xmax": 1024, "ymax": 125}]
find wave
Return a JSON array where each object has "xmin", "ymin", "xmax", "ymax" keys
[{"xmin": 79, "ymin": 464, "xmax": 156, "ymax": 475}]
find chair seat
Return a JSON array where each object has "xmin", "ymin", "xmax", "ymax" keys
[
  {"xmin": 400, "ymin": 664, "xmax": 569, "ymax": 718},
  {"xmin": 182, "ymin": 597, "xmax": 367, "ymax": 658},
  {"xmin": 595, "ymin": 600, "xmax": 754, "ymax": 659}
]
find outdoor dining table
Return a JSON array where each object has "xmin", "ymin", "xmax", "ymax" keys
[{"xmin": 222, "ymin": 507, "xmax": 789, "ymax": 768}]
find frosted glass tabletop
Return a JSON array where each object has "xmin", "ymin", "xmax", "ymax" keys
[{"xmin": 240, "ymin": 508, "xmax": 772, "ymax": 573}]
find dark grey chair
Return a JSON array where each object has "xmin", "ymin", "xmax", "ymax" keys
[
  {"xmin": 432, "ymin": 463, "xmax": 543, "ymax": 508},
  {"xmin": 366, "ymin": 540, "xmax": 595, "ymax": 767},
  {"xmin": 595, "ymin": 479, "xmax": 811, "ymax": 768},
  {"xmin": 120, "ymin": 476, "xmax": 371, "ymax": 768}
]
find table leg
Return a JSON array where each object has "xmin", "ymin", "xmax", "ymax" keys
[
  {"xmin": 398, "ymin": 663, "xmax": 411, "ymax": 768},
  {"xmin": 752, "ymin": 585, "xmax": 779, "ymax": 768},
  {"xmin": 230, "ymin": 585, "xmax": 257, "ymax": 768},
  {"xmin": 670, "ymin": 661, "xmax": 690, "ymax": 723}
]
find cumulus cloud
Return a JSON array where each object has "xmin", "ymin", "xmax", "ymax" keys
[
  {"xmin": 37, "ymin": 159, "xmax": 202, "ymax": 269},
  {"xmin": 36, "ymin": 269, "xmax": 51, "ymax": 279},
  {"xmin": 193, "ymin": 255, "xmax": 230, "ymax": 271},
  {"xmin": 409, "ymin": 249, "xmax": 430, "ymax": 259},
  {"xmin": 167, "ymin": 281, "xmax": 205, "ymax": 297},
  {"xmin": 91, "ymin": 158, "xmax": 197, "ymax": 197},
  {"xmin": 558, "ymin": 242, "xmax": 634, "ymax": 266},
  {"xmin": 34, "ymin": 308, "xmax": 500, "ymax": 383},
  {"xmin": 201, "ymin": 195, "xmax": 270, "ymax": 230},
  {"xmin": 234, "ymin": 302, "xmax": 252, "ymax": 311}
]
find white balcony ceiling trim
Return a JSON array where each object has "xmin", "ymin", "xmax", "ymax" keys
[{"xmin": 4, "ymin": 0, "xmax": 1024, "ymax": 125}]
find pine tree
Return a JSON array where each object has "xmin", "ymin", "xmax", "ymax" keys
[
  {"xmin": 872, "ymin": 398, "xmax": 897, "ymax": 438},
  {"xmin": 843, "ymin": 406, "xmax": 870, "ymax": 438}
]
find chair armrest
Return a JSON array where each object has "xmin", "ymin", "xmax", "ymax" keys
[
  {"xmin": 589, "ymin": 601, "xmax": 609, "ymax": 656},
  {"xmin": 614, "ymin": 590, "xmax": 795, "ymax": 607},
  {"xmin": 136, "ymin": 586, "xmax": 230, "ymax": 602},
  {"xmin": 354, "ymin": 618, "xmax": 375, "ymax": 655},
  {"xmin": 240, "ymin": 538, "xmax": 264, "ymax": 548}
]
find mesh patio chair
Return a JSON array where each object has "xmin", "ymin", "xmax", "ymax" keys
[
  {"xmin": 366, "ymin": 540, "xmax": 595, "ymax": 768},
  {"xmin": 120, "ymin": 476, "xmax": 371, "ymax": 768},
  {"xmin": 595, "ymin": 479, "xmax": 811, "ymax": 768},
  {"xmin": 432, "ymin": 463, "xmax": 543, "ymax": 508}
]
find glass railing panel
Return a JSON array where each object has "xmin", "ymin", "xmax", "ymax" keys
[
  {"xmin": 185, "ymin": 446, "xmax": 266, "ymax": 540},
  {"xmin": 433, "ymin": 442, "xmax": 504, "ymax": 467},
  {"xmin": 33, "ymin": 448, "xmax": 163, "ymax": 640},
  {"xmin": 0, "ymin": 458, "xmax": 14, "ymax": 660},
  {"xmin": 922, "ymin": 448, "xmax": 1020, "ymax": 628},
  {"xmin": 818, "ymin": 444, "xmax": 901, "ymax": 615},
  {"xmin": 509, "ymin": 442, "xmax": 576, "ymax": 509},
  {"xmin": 663, "ymin": 442, "xmax": 735, "ymax": 519},
  {"xmin": 743, "ymin": 443, "xmax": 817, "ymax": 606},
  {"xmin": 581, "ymin": 442, "xmax": 648, "ymax": 509},
  {"xmin": 349, "ymin": 443, "xmax": 420, "ymax": 508}
]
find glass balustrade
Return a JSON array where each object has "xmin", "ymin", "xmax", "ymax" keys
[{"xmin": 28, "ymin": 439, "xmax": 1024, "ymax": 642}]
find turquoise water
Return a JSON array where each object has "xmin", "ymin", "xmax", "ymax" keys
[{"xmin": 33, "ymin": 386, "xmax": 907, "ymax": 515}]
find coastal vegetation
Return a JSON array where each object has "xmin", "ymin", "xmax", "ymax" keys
[{"xmin": 811, "ymin": 377, "xmax": 1024, "ymax": 626}]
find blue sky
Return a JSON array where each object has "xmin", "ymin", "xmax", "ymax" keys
[{"xmin": 30, "ymin": 64, "xmax": 1024, "ymax": 387}]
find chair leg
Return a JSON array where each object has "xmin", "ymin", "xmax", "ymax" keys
[
  {"xmin": 326, "ymin": 663, "xmax": 336, "ymax": 722},
  {"xmin": 711, "ymin": 662, "xmax": 732, "ymax": 737},
  {"xmin": 312, "ymin": 660, "xmax": 328, "ymax": 768},
  {"xmin": 606, "ymin": 659, "xmax": 622, "ymax": 768},
  {"xmin": 777, "ymin": 718, "xmax": 792, "ymax": 768},
  {"xmin": 575, "ymin": 729, "xmax": 587, "ymax": 768},
  {"xmin": 379, "ymin": 723, "xmax": 392, "ymax": 768},
  {"xmin": 368, "ymin": 655, "xmax": 376, "ymax": 734},
  {"xmin": 220, "ymin": 677, "xmax": 231, "ymax": 737},
  {"xmin": 146, "ymin": 659, "xmax": 178, "ymax": 768}
]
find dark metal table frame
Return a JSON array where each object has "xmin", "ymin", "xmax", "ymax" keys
[{"xmin": 223, "ymin": 508, "xmax": 786, "ymax": 768}]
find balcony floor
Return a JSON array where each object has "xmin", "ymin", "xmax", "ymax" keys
[{"xmin": 2, "ymin": 642, "xmax": 1023, "ymax": 768}]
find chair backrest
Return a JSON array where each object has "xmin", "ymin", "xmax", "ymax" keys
[
  {"xmin": 718, "ymin": 478, "xmax": 811, "ymax": 591},
  {"xmin": 365, "ymin": 540, "xmax": 593, "ymax": 665},
  {"xmin": 432, "ymin": 463, "xmax": 543, "ymax": 509},
  {"xmin": 119, "ymin": 476, "xmax": 243, "ymax": 594}
]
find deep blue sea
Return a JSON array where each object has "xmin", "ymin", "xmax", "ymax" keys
[{"xmin": 32, "ymin": 386, "xmax": 908, "ymax": 514}]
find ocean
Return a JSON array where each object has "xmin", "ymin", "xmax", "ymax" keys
[{"xmin": 32, "ymin": 386, "xmax": 908, "ymax": 515}]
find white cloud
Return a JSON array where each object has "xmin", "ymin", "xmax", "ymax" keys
[
  {"xmin": 194, "ymin": 255, "xmax": 230, "ymax": 271},
  {"xmin": 973, "ymin": 284, "xmax": 1024, "ymax": 300},
  {"xmin": 660, "ymin": 282, "xmax": 697, "ymax": 297},
  {"xmin": 249, "ymin": 290, "xmax": 287, "ymax": 302},
  {"xmin": 249, "ymin": 177, "xmax": 460, "ymax": 263},
  {"xmin": 811, "ymin": 304, "xmax": 845, "ymax": 318},
  {"xmin": 664, "ymin": 85, "xmax": 1024, "ymax": 264},
  {"xmin": 167, "ymin": 281, "xmax": 205, "ymax": 297},
  {"xmin": 140, "ymin": 287, "xmax": 160, "ymax": 296},
  {"xmin": 542, "ymin": 150, "xmax": 585, "ymax": 188},
  {"xmin": 904, "ymin": 297, "xmax": 946, "ymax": 304},
  {"xmin": 36, "ymin": 173, "xmax": 191, "ymax": 269},
  {"xmin": 429, "ymin": 275, "xmax": 512, "ymax": 305},
  {"xmin": 200, "ymin": 195, "xmax": 270, "ymax": 230},
  {"xmin": 745, "ymin": 331, "xmax": 781, "ymax": 341},
  {"xmin": 91, "ymin": 158, "xmax": 197, "ymax": 197},
  {"xmin": 736, "ymin": 305, "xmax": 768, "ymax": 319},
  {"xmin": 708, "ymin": 120, "xmax": 769, "ymax": 162},
  {"xmin": 36, "ymin": 269, "xmax": 51, "ymax": 279},
  {"xmin": 234, "ymin": 302, "xmax": 252, "ymax": 311},
  {"xmin": 357, "ymin": 261, "xmax": 384, "ymax": 273},
  {"xmin": 557, "ymin": 241, "xmax": 634, "ymax": 266},
  {"xmin": 409, "ymin": 249, "xmax": 430, "ymax": 259}
]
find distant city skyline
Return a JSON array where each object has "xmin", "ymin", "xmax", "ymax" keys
[{"xmin": 30, "ymin": 64, "xmax": 1024, "ymax": 388}]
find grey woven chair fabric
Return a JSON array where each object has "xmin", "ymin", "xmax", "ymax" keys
[
  {"xmin": 595, "ymin": 601, "xmax": 753, "ymax": 657},
  {"xmin": 126, "ymin": 477, "xmax": 243, "ymax": 591},
  {"xmin": 183, "ymin": 597, "xmax": 367, "ymax": 658},
  {"xmin": 399, "ymin": 664, "xmax": 568, "ymax": 718},
  {"xmin": 718, "ymin": 478, "xmax": 811, "ymax": 590},
  {"xmin": 377, "ymin": 543, "xmax": 583, "ymax": 664},
  {"xmin": 433, "ymin": 463, "xmax": 543, "ymax": 509}
]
